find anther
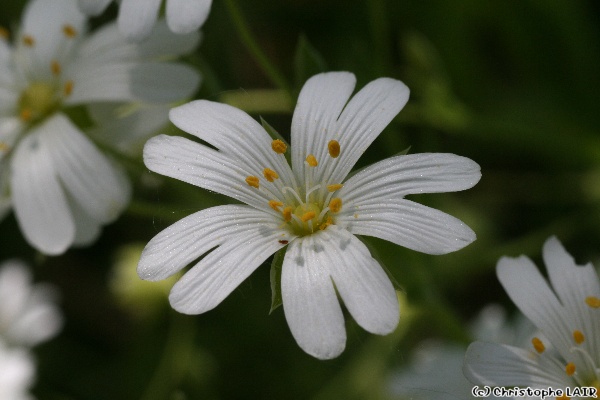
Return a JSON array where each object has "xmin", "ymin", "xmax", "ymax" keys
[
  {"xmin": 64, "ymin": 80, "xmax": 74, "ymax": 96},
  {"xmin": 301, "ymin": 211, "xmax": 316, "ymax": 222},
  {"xmin": 573, "ymin": 330, "xmax": 585, "ymax": 344},
  {"xmin": 306, "ymin": 154, "xmax": 318, "ymax": 167},
  {"xmin": 329, "ymin": 198, "xmax": 342, "ymax": 213},
  {"xmin": 245, "ymin": 176, "xmax": 260, "ymax": 189},
  {"xmin": 268, "ymin": 200, "xmax": 283, "ymax": 211},
  {"xmin": 263, "ymin": 168, "xmax": 279, "ymax": 182},
  {"xmin": 586, "ymin": 296, "xmax": 600, "ymax": 308},
  {"xmin": 532, "ymin": 337, "xmax": 545, "ymax": 353},
  {"xmin": 20, "ymin": 108, "xmax": 32, "ymax": 122},
  {"xmin": 565, "ymin": 362, "xmax": 576, "ymax": 376},
  {"xmin": 328, "ymin": 140, "xmax": 340, "ymax": 158},
  {"xmin": 51, "ymin": 60, "xmax": 61, "ymax": 76},
  {"xmin": 0, "ymin": 142, "xmax": 8, "ymax": 152},
  {"xmin": 22, "ymin": 35, "xmax": 35, "ymax": 47},
  {"xmin": 271, "ymin": 139, "xmax": 287, "ymax": 154},
  {"xmin": 62, "ymin": 24, "xmax": 77, "ymax": 38},
  {"xmin": 0, "ymin": 27, "xmax": 9, "ymax": 40},
  {"xmin": 327, "ymin": 184, "xmax": 343, "ymax": 192},
  {"xmin": 320, "ymin": 216, "xmax": 333, "ymax": 231},
  {"xmin": 282, "ymin": 207, "xmax": 292, "ymax": 222}
]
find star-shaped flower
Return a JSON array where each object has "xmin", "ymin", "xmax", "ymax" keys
[
  {"xmin": 78, "ymin": 0, "xmax": 212, "ymax": 41},
  {"xmin": 139, "ymin": 71, "xmax": 481, "ymax": 359},
  {"xmin": 0, "ymin": 0, "xmax": 201, "ymax": 254},
  {"xmin": 464, "ymin": 236, "xmax": 600, "ymax": 396}
]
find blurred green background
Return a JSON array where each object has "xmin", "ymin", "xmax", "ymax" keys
[{"xmin": 1, "ymin": 0, "xmax": 599, "ymax": 399}]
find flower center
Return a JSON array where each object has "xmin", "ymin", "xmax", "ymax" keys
[
  {"xmin": 245, "ymin": 139, "xmax": 344, "ymax": 238},
  {"xmin": 18, "ymin": 82, "xmax": 60, "ymax": 123}
]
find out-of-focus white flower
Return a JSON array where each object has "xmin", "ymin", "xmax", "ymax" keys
[
  {"xmin": 464, "ymin": 237, "xmax": 600, "ymax": 395},
  {"xmin": 139, "ymin": 71, "xmax": 481, "ymax": 359},
  {"xmin": 389, "ymin": 305, "xmax": 536, "ymax": 400},
  {"xmin": 0, "ymin": 339, "xmax": 35, "ymax": 400},
  {"xmin": 0, "ymin": 0, "xmax": 201, "ymax": 255},
  {"xmin": 78, "ymin": 0, "xmax": 212, "ymax": 41},
  {"xmin": 0, "ymin": 260, "xmax": 62, "ymax": 347}
]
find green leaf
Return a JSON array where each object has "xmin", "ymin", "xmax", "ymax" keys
[
  {"xmin": 293, "ymin": 34, "xmax": 327, "ymax": 92},
  {"xmin": 269, "ymin": 248, "xmax": 287, "ymax": 314}
]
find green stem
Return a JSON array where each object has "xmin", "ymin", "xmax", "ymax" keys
[{"xmin": 224, "ymin": 0, "xmax": 293, "ymax": 100}]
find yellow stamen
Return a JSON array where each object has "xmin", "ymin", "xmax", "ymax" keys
[
  {"xmin": 245, "ymin": 176, "xmax": 260, "ymax": 188},
  {"xmin": 64, "ymin": 80, "xmax": 74, "ymax": 96},
  {"xmin": 20, "ymin": 108, "xmax": 32, "ymax": 122},
  {"xmin": 282, "ymin": 206, "xmax": 292, "ymax": 222},
  {"xmin": 268, "ymin": 200, "xmax": 283, "ymax": 211},
  {"xmin": 271, "ymin": 139, "xmax": 287, "ymax": 154},
  {"xmin": 565, "ymin": 362, "xmax": 576, "ymax": 376},
  {"xmin": 22, "ymin": 35, "xmax": 35, "ymax": 47},
  {"xmin": 573, "ymin": 330, "xmax": 585, "ymax": 344},
  {"xmin": 0, "ymin": 142, "xmax": 8, "ymax": 152},
  {"xmin": 263, "ymin": 168, "xmax": 279, "ymax": 182},
  {"xmin": 327, "ymin": 184, "xmax": 343, "ymax": 192},
  {"xmin": 328, "ymin": 140, "xmax": 340, "ymax": 158},
  {"xmin": 301, "ymin": 211, "xmax": 316, "ymax": 222},
  {"xmin": 62, "ymin": 24, "xmax": 77, "ymax": 38},
  {"xmin": 532, "ymin": 337, "xmax": 545, "ymax": 353},
  {"xmin": 329, "ymin": 198, "xmax": 342, "ymax": 213},
  {"xmin": 51, "ymin": 60, "xmax": 61, "ymax": 76},
  {"xmin": 586, "ymin": 296, "xmax": 600, "ymax": 308},
  {"xmin": 0, "ymin": 27, "xmax": 9, "ymax": 40},
  {"xmin": 306, "ymin": 154, "xmax": 318, "ymax": 167},
  {"xmin": 320, "ymin": 216, "xmax": 333, "ymax": 230}
]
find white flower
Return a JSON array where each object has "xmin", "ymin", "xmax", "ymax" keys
[
  {"xmin": 0, "ymin": 260, "xmax": 62, "ymax": 347},
  {"xmin": 139, "ymin": 71, "xmax": 481, "ymax": 359},
  {"xmin": 0, "ymin": 340, "xmax": 35, "ymax": 400},
  {"xmin": 78, "ymin": 0, "xmax": 212, "ymax": 41},
  {"xmin": 464, "ymin": 237, "xmax": 600, "ymax": 394},
  {"xmin": 390, "ymin": 305, "xmax": 536, "ymax": 400},
  {"xmin": 0, "ymin": 0, "xmax": 201, "ymax": 255}
]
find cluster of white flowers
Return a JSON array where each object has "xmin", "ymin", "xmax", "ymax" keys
[{"xmin": 0, "ymin": 260, "xmax": 63, "ymax": 400}]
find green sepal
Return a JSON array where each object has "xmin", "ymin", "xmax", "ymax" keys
[
  {"xmin": 260, "ymin": 116, "xmax": 292, "ymax": 164},
  {"xmin": 293, "ymin": 34, "xmax": 328, "ymax": 92},
  {"xmin": 269, "ymin": 247, "xmax": 287, "ymax": 314}
]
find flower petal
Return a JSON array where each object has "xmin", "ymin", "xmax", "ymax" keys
[
  {"xmin": 166, "ymin": 0, "xmax": 212, "ymax": 34},
  {"xmin": 11, "ymin": 130, "xmax": 74, "ymax": 255},
  {"xmin": 320, "ymin": 226, "xmax": 399, "ymax": 335},
  {"xmin": 41, "ymin": 114, "xmax": 131, "ymax": 223},
  {"xmin": 118, "ymin": 0, "xmax": 162, "ymax": 41},
  {"xmin": 321, "ymin": 77, "xmax": 409, "ymax": 185},
  {"xmin": 464, "ymin": 341, "xmax": 572, "ymax": 387},
  {"xmin": 168, "ymin": 225, "xmax": 283, "ymax": 314},
  {"xmin": 169, "ymin": 100, "xmax": 297, "ymax": 191},
  {"xmin": 143, "ymin": 134, "xmax": 276, "ymax": 212},
  {"xmin": 290, "ymin": 72, "xmax": 356, "ymax": 180},
  {"xmin": 139, "ymin": 204, "xmax": 291, "ymax": 281},
  {"xmin": 21, "ymin": 0, "xmax": 86, "ymax": 79},
  {"xmin": 496, "ymin": 254, "xmax": 574, "ymax": 363},
  {"xmin": 282, "ymin": 234, "xmax": 346, "ymax": 359},
  {"xmin": 68, "ymin": 62, "xmax": 200, "ymax": 104},
  {"xmin": 338, "ymin": 199, "xmax": 475, "ymax": 254},
  {"xmin": 339, "ymin": 153, "xmax": 481, "ymax": 204},
  {"xmin": 77, "ymin": 0, "xmax": 112, "ymax": 15},
  {"xmin": 78, "ymin": 20, "xmax": 200, "ymax": 64},
  {"xmin": 542, "ymin": 236, "xmax": 600, "ymax": 379},
  {"xmin": 68, "ymin": 195, "xmax": 102, "ymax": 246}
]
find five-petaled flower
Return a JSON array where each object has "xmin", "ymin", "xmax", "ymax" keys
[
  {"xmin": 0, "ymin": 0, "xmax": 201, "ymax": 254},
  {"xmin": 464, "ymin": 236, "xmax": 600, "ymax": 396},
  {"xmin": 139, "ymin": 71, "xmax": 481, "ymax": 359},
  {"xmin": 77, "ymin": 0, "xmax": 212, "ymax": 41}
]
